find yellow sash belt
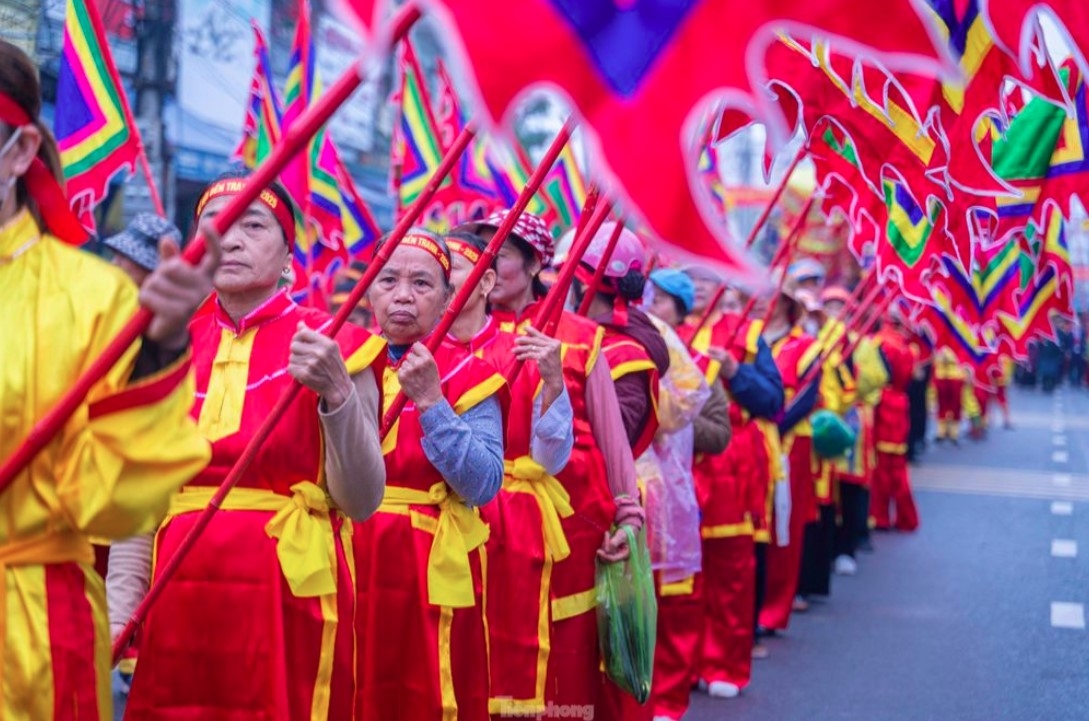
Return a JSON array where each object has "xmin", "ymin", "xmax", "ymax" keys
[
  {"xmin": 378, "ymin": 482, "xmax": 489, "ymax": 608},
  {"xmin": 503, "ymin": 457, "xmax": 574, "ymax": 562},
  {"xmin": 0, "ymin": 530, "xmax": 95, "ymax": 704},
  {"xmin": 167, "ymin": 481, "xmax": 344, "ymax": 598}
]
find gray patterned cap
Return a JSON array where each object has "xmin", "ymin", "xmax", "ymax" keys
[{"xmin": 102, "ymin": 213, "xmax": 182, "ymax": 272}]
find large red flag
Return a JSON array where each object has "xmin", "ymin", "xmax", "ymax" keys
[{"xmin": 365, "ymin": 0, "xmax": 955, "ymax": 280}]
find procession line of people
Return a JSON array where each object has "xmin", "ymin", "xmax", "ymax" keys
[{"xmin": 1, "ymin": 37, "xmax": 934, "ymax": 721}]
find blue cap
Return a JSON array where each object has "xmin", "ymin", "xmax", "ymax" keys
[
  {"xmin": 788, "ymin": 258, "xmax": 826, "ymax": 284},
  {"xmin": 649, "ymin": 268, "xmax": 696, "ymax": 315}
]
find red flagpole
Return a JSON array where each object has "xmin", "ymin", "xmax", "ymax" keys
[
  {"xmin": 379, "ymin": 118, "xmax": 578, "ymax": 438},
  {"xmin": 796, "ymin": 279, "xmax": 888, "ymax": 390},
  {"xmin": 111, "ymin": 118, "xmax": 473, "ymax": 664},
  {"xmin": 576, "ymin": 218, "xmax": 625, "ymax": 316},
  {"xmin": 726, "ymin": 193, "xmax": 816, "ymax": 348},
  {"xmin": 741, "ymin": 144, "xmax": 806, "ymax": 250},
  {"xmin": 781, "ymin": 282, "xmax": 894, "ymax": 419},
  {"xmin": 683, "ymin": 285, "xmax": 726, "ymax": 353},
  {"xmin": 545, "ymin": 201, "xmax": 613, "ymax": 335},
  {"xmin": 0, "ymin": 3, "xmax": 424, "ymax": 495}
]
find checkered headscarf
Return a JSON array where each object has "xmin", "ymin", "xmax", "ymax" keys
[{"xmin": 471, "ymin": 210, "xmax": 554, "ymax": 266}]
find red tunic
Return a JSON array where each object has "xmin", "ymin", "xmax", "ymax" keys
[
  {"xmin": 127, "ymin": 291, "xmax": 382, "ymax": 721},
  {"xmin": 354, "ymin": 339, "xmax": 505, "ymax": 721},
  {"xmin": 494, "ymin": 304, "xmax": 616, "ymax": 710},
  {"xmin": 600, "ymin": 327, "xmax": 661, "ymax": 459},
  {"xmin": 759, "ymin": 326, "xmax": 821, "ymax": 632},
  {"xmin": 449, "ymin": 317, "xmax": 559, "ymax": 716},
  {"xmin": 875, "ymin": 328, "xmax": 914, "ymax": 455},
  {"xmin": 678, "ymin": 314, "xmax": 766, "ymax": 539}
]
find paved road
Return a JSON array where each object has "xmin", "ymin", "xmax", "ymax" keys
[{"xmin": 686, "ymin": 384, "xmax": 1089, "ymax": 721}]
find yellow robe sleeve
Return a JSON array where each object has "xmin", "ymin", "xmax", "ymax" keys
[
  {"xmin": 3, "ymin": 226, "xmax": 210, "ymax": 543},
  {"xmin": 852, "ymin": 337, "xmax": 889, "ymax": 404}
]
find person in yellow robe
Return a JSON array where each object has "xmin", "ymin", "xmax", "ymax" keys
[{"xmin": 0, "ymin": 40, "xmax": 215, "ymax": 718}]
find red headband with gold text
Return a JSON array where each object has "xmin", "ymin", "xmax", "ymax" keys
[
  {"xmin": 400, "ymin": 233, "xmax": 451, "ymax": 278},
  {"xmin": 195, "ymin": 178, "xmax": 297, "ymax": 250},
  {"xmin": 445, "ymin": 238, "xmax": 482, "ymax": 265}
]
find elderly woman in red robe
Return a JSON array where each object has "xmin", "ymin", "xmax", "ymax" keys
[
  {"xmin": 354, "ymin": 229, "xmax": 506, "ymax": 720},
  {"xmin": 444, "ymin": 227, "xmax": 575, "ymax": 718},
  {"xmin": 468, "ymin": 210, "xmax": 644, "ymax": 715},
  {"xmin": 110, "ymin": 172, "xmax": 388, "ymax": 720}
]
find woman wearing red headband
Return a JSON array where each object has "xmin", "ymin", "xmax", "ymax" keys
[
  {"xmin": 354, "ymin": 229, "xmax": 506, "ymax": 720},
  {"xmin": 444, "ymin": 227, "xmax": 575, "ymax": 718},
  {"xmin": 113, "ymin": 170, "xmax": 388, "ymax": 719},
  {"xmin": 470, "ymin": 210, "xmax": 644, "ymax": 715},
  {"xmin": 0, "ymin": 40, "xmax": 217, "ymax": 719}
]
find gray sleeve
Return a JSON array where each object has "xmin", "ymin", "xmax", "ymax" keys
[
  {"xmin": 419, "ymin": 396, "xmax": 505, "ymax": 506},
  {"xmin": 106, "ymin": 533, "xmax": 153, "ymax": 640},
  {"xmin": 320, "ymin": 368, "xmax": 386, "ymax": 521},
  {"xmin": 530, "ymin": 386, "xmax": 575, "ymax": 476}
]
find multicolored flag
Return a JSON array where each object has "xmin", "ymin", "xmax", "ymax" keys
[
  {"xmin": 878, "ymin": 179, "xmax": 947, "ymax": 300},
  {"xmin": 997, "ymin": 205, "xmax": 1075, "ymax": 358},
  {"xmin": 421, "ymin": 0, "xmax": 958, "ymax": 279},
  {"xmin": 282, "ymin": 0, "xmax": 381, "ymax": 262},
  {"xmin": 486, "ymin": 142, "xmax": 561, "ymax": 231},
  {"xmin": 53, "ymin": 0, "xmax": 143, "ymax": 232},
  {"xmin": 540, "ymin": 141, "xmax": 589, "ymax": 233},
  {"xmin": 233, "ymin": 23, "xmax": 282, "ymax": 168},
  {"xmin": 391, "ymin": 41, "xmax": 448, "ymax": 212}
]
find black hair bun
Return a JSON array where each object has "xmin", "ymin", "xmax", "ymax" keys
[{"xmin": 616, "ymin": 270, "xmax": 646, "ymax": 302}]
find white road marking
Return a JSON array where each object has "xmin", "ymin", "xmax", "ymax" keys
[
  {"xmin": 1051, "ymin": 602, "xmax": 1086, "ymax": 630},
  {"xmin": 1054, "ymin": 473, "xmax": 1073, "ymax": 487},
  {"xmin": 1053, "ymin": 450, "xmax": 1070, "ymax": 464},
  {"xmin": 1053, "ymin": 422, "xmax": 1066, "ymax": 433},
  {"xmin": 1054, "ymin": 436, "xmax": 1068, "ymax": 447},
  {"xmin": 1052, "ymin": 501, "xmax": 1074, "ymax": 515},
  {"xmin": 1051, "ymin": 539, "xmax": 1078, "ymax": 558}
]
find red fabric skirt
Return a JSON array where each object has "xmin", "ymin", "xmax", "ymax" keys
[
  {"xmin": 698, "ymin": 536, "xmax": 755, "ymax": 687},
  {"xmin": 354, "ymin": 508, "xmax": 489, "ymax": 721},
  {"xmin": 481, "ymin": 489, "xmax": 551, "ymax": 717},
  {"xmin": 126, "ymin": 509, "xmax": 356, "ymax": 720},
  {"xmin": 759, "ymin": 437, "xmax": 815, "ymax": 630},
  {"xmin": 651, "ymin": 575, "xmax": 703, "ymax": 720}
]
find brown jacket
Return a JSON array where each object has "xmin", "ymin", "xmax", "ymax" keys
[{"xmin": 693, "ymin": 378, "xmax": 732, "ymax": 455}]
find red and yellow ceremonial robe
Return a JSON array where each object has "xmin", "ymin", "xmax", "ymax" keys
[
  {"xmin": 760, "ymin": 327, "xmax": 821, "ymax": 631},
  {"xmin": 934, "ymin": 349, "xmax": 966, "ymax": 439},
  {"xmin": 354, "ymin": 340, "xmax": 505, "ymax": 721},
  {"xmin": 126, "ymin": 291, "xmax": 381, "ymax": 720},
  {"xmin": 675, "ymin": 313, "xmax": 766, "ymax": 693},
  {"xmin": 451, "ymin": 317, "xmax": 570, "ymax": 718},
  {"xmin": 0, "ymin": 211, "xmax": 210, "ymax": 719},
  {"xmin": 496, "ymin": 305, "xmax": 617, "ymax": 712},
  {"xmin": 871, "ymin": 329, "xmax": 920, "ymax": 532}
]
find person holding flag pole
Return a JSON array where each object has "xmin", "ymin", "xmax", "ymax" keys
[
  {"xmin": 112, "ymin": 170, "xmax": 388, "ymax": 720},
  {"xmin": 354, "ymin": 121, "xmax": 591, "ymax": 720},
  {"xmin": 871, "ymin": 307, "xmax": 921, "ymax": 532},
  {"xmin": 442, "ymin": 224, "xmax": 576, "ymax": 718},
  {"xmin": 355, "ymin": 227, "xmax": 507, "ymax": 720},
  {"xmin": 0, "ymin": 38, "xmax": 219, "ymax": 720},
  {"xmin": 678, "ymin": 264, "xmax": 784, "ymax": 693},
  {"xmin": 470, "ymin": 203, "xmax": 645, "ymax": 713}
]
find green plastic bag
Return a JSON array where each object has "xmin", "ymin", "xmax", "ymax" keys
[
  {"xmin": 595, "ymin": 525, "xmax": 658, "ymax": 704},
  {"xmin": 811, "ymin": 409, "xmax": 857, "ymax": 459}
]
